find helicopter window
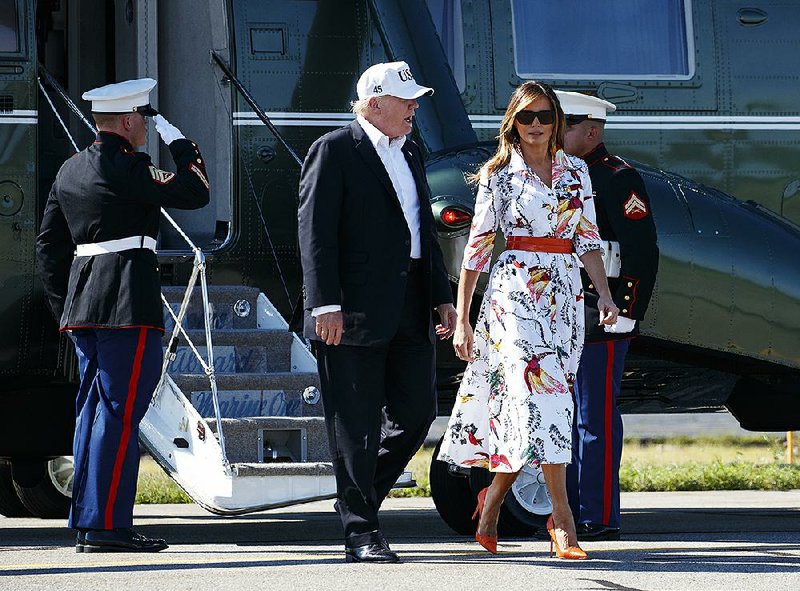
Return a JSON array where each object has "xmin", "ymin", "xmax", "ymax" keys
[
  {"xmin": 425, "ymin": 0, "xmax": 465, "ymax": 92},
  {"xmin": 0, "ymin": 0, "xmax": 19, "ymax": 52},
  {"xmin": 511, "ymin": 0, "xmax": 693, "ymax": 80}
]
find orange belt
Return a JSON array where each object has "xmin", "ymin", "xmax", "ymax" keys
[{"xmin": 505, "ymin": 236, "xmax": 574, "ymax": 254}]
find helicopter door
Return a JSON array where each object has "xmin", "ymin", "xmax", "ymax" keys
[{"xmin": 149, "ymin": 0, "xmax": 234, "ymax": 252}]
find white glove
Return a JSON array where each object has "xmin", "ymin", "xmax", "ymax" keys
[
  {"xmin": 603, "ymin": 315, "xmax": 636, "ymax": 334},
  {"xmin": 153, "ymin": 114, "xmax": 185, "ymax": 145}
]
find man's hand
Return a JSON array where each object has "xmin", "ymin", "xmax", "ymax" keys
[
  {"xmin": 435, "ymin": 303, "xmax": 458, "ymax": 339},
  {"xmin": 315, "ymin": 311, "xmax": 344, "ymax": 345},
  {"xmin": 153, "ymin": 114, "xmax": 185, "ymax": 145}
]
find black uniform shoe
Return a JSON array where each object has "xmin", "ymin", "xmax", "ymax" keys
[
  {"xmin": 80, "ymin": 528, "xmax": 169, "ymax": 553},
  {"xmin": 344, "ymin": 531, "xmax": 400, "ymax": 563},
  {"xmin": 576, "ymin": 523, "xmax": 621, "ymax": 541},
  {"xmin": 75, "ymin": 530, "xmax": 87, "ymax": 553}
]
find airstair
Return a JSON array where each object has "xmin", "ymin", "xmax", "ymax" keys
[{"xmin": 138, "ymin": 221, "xmax": 336, "ymax": 514}]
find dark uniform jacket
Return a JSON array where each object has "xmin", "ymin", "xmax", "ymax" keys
[
  {"xmin": 36, "ymin": 132, "xmax": 210, "ymax": 331},
  {"xmin": 297, "ymin": 120, "xmax": 453, "ymax": 346},
  {"xmin": 581, "ymin": 143, "xmax": 659, "ymax": 342}
]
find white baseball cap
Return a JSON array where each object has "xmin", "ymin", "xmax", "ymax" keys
[
  {"xmin": 82, "ymin": 78, "xmax": 159, "ymax": 115},
  {"xmin": 555, "ymin": 90, "xmax": 616, "ymax": 121},
  {"xmin": 356, "ymin": 61, "xmax": 434, "ymax": 100}
]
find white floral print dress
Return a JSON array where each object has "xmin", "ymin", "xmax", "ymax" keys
[{"xmin": 438, "ymin": 149, "xmax": 601, "ymax": 472}]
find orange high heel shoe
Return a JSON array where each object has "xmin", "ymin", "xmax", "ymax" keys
[
  {"xmin": 472, "ymin": 487, "xmax": 497, "ymax": 554},
  {"xmin": 546, "ymin": 516, "xmax": 587, "ymax": 560}
]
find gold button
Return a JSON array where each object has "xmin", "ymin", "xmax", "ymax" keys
[
  {"xmin": 588, "ymin": 284, "xmax": 594, "ymax": 289},
  {"xmin": 627, "ymin": 281, "xmax": 633, "ymax": 287},
  {"xmin": 197, "ymin": 158, "xmax": 202, "ymax": 163},
  {"xmin": 624, "ymin": 295, "xmax": 630, "ymax": 300},
  {"xmin": 622, "ymin": 309, "xmax": 628, "ymax": 314}
]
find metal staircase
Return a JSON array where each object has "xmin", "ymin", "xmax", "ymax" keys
[
  {"xmin": 140, "ymin": 283, "xmax": 336, "ymax": 515},
  {"xmin": 136, "ymin": 213, "xmax": 339, "ymax": 514}
]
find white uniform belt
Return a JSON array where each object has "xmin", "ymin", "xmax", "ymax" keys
[{"xmin": 75, "ymin": 236, "xmax": 157, "ymax": 257}]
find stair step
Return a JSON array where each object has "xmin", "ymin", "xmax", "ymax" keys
[
  {"xmin": 231, "ymin": 462, "xmax": 334, "ymax": 478},
  {"xmin": 206, "ymin": 416, "xmax": 330, "ymax": 464},
  {"xmin": 173, "ymin": 372, "xmax": 320, "ymax": 391},
  {"xmin": 168, "ymin": 329, "xmax": 294, "ymax": 348},
  {"xmin": 162, "ymin": 286, "xmax": 261, "ymax": 330},
  {"xmin": 164, "ymin": 329, "xmax": 293, "ymax": 374},
  {"xmin": 172, "ymin": 372, "xmax": 323, "ymax": 418},
  {"xmin": 162, "ymin": 285, "xmax": 262, "ymax": 302}
]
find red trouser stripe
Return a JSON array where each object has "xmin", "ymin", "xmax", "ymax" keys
[
  {"xmin": 602, "ymin": 341, "xmax": 615, "ymax": 525},
  {"xmin": 104, "ymin": 327, "xmax": 148, "ymax": 529}
]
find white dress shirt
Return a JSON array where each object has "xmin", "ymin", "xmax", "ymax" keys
[{"xmin": 312, "ymin": 117, "xmax": 422, "ymax": 318}]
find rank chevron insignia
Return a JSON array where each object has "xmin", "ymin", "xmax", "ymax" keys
[
  {"xmin": 623, "ymin": 191, "xmax": 648, "ymax": 219},
  {"xmin": 148, "ymin": 165, "xmax": 176, "ymax": 184}
]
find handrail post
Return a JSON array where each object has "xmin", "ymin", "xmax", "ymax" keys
[{"xmin": 160, "ymin": 209, "xmax": 228, "ymax": 464}]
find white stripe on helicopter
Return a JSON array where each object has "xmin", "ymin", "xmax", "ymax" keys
[
  {"xmin": 233, "ymin": 112, "xmax": 800, "ymax": 131},
  {"xmin": 0, "ymin": 110, "xmax": 38, "ymax": 125}
]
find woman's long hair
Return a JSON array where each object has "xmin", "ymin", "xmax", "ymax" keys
[{"xmin": 472, "ymin": 81, "xmax": 565, "ymax": 182}]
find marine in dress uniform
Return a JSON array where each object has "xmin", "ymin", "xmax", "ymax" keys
[
  {"xmin": 297, "ymin": 62, "xmax": 456, "ymax": 563},
  {"xmin": 36, "ymin": 78, "xmax": 209, "ymax": 552},
  {"xmin": 557, "ymin": 91, "xmax": 659, "ymax": 541}
]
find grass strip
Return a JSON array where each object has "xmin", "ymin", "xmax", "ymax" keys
[
  {"xmin": 136, "ymin": 468, "xmax": 193, "ymax": 504},
  {"xmin": 620, "ymin": 461, "xmax": 800, "ymax": 492}
]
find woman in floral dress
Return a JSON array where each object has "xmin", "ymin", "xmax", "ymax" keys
[{"xmin": 438, "ymin": 82, "xmax": 618, "ymax": 558}]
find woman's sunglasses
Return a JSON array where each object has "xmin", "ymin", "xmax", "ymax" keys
[{"xmin": 514, "ymin": 109, "xmax": 555, "ymax": 126}]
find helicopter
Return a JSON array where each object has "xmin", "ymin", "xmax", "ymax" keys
[{"xmin": 0, "ymin": 0, "xmax": 797, "ymax": 533}]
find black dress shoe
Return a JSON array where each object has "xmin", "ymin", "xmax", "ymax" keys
[
  {"xmin": 75, "ymin": 530, "xmax": 86, "ymax": 553},
  {"xmin": 344, "ymin": 531, "xmax": 400, "ymax": 563},
  {"xmin": 345, "ymin": 542, "xmax": 400, "ymax": 563},
  {"xmin": 80, "ymin": 528, "xmax": 168, "ymax": 553},
  {"xmin": 576, "ymin": 523, "xmax": 621, "ymax": 541}
]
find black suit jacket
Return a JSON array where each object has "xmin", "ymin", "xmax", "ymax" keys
[
  {"xmin": 297, "ymin": 120, "xmax": 452, "ymax": 346},
  {"xmin": 36, "ymin": 132, "xmax": 210, "ymax": 330}
]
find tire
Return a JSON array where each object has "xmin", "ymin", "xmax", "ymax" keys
[
  {"xmin": 429, "ymin": 436, "xmax": 478, "ymax": 535},
  {"xmin": 469, "ymin": 464, "xmax": 550, "ymax": 537},
  {"xmin": 12, "ymin": 457, "xmax": 73, "ymax": 519},
  {"xmin": 0, "ymin": 460, "xmax": 32, "ymax": 518}
]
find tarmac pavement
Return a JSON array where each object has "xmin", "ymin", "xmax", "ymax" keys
[{"xmin": 1, "ymin": 491, "xmax": 798, "ymax": 591}]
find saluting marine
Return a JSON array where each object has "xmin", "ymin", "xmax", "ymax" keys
[
  {"xmin": 557, "ymin": 91, "xmax": 659, "ymax": 541},
  {"xmin": 36, "ymin": 78, "xmax": 209, "ymax": 553}
]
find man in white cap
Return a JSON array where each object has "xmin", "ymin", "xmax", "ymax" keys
[
  {"xmin": 297, "ymin": 61, "xmax": 457, "ymax": 562},
  {"xmin": 36, "ymin": 78, "xmax": 209, "ymax": 552},
  {"xmin": 556, "ymin": 90, "xmax": 659, "ymax": 541}
]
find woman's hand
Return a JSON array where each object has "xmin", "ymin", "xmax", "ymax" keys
[
  {"xmin": 579, "ymin": 249, "xmax": 619, "ymax": 326},
  {"xmin": 596, "ymin": 294, "xmax": 619, "ymax": 326},
  {"xmin": 453, "ymin": 321, "xmax": 476, "ymax": 362}
]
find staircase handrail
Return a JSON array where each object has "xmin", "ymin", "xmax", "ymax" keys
[{"xmin": 157, "ymin": 211, "xmax": 228, "ymax": 465}]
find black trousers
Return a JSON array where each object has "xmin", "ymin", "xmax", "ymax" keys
[{"xmin": 314, "ymin": 269, "xmax": 436, "ymax": 543}]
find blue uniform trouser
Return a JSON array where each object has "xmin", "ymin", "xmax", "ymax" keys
[
  {"xmin": 567, "ymin": 339, "xmax": 630, "ymax": 529},
  {"xmin": 69, "ymin": 328, "xmax": 163, "ymax": 530}
]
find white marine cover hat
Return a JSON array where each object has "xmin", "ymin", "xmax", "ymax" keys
[
  {"xmin": 356, "ymin": 61, "xmax": 434, "ymax": 100},
  {"xmin": 82, "ymin": 78, "xmax": 159, "ymax": 115},
  {"xmin": 555, "ymin": 90, "xmax": 616, "ymax": 121}
]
